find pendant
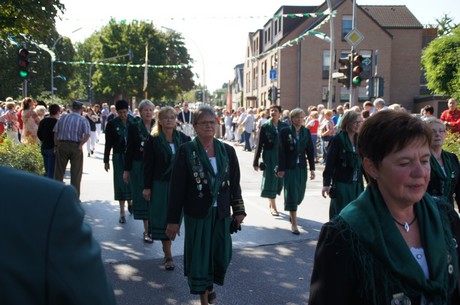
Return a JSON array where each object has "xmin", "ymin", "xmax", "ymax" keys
[
  {"xmin": 198, "ymin": 192, "xmax": 204, "ymax": 198},
  {"xmin": 197, "ymin": 184, "xmax": 202, "ymax": 191},
  {"xmin": 404, "ymin": 222, "xmax": 410, "ymax": 232}
]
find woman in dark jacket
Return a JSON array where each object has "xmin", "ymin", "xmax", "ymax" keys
[
  {"xmin": 142, "ymin": 106, "xmax": 190, "ymax": 269},
  {"xmin": 277, "ymin": 108, "xmax": 315, "ymax": 235},
  {"xmin": 166, "ymin": 106, "xmax": 246, "ymax": 305},
  {"xmin": 253, "ymin": 104, "xmax": 288, "ymax": 216},
  {"xmin": 425, "ymin": 118, "xmax": 460, "ymax": 210},
  {"xmin": 321, "ymin": 110, "xmax": 364, "ymax": 219},
  {"xmin": 309, "ymin": 111, "xmax": 460, "ymax": 305},
  {"xmin": 123, "ymin": 100, "xmax": 155, "ymax": 243}
]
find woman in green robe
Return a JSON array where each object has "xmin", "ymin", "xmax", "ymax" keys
[
  {"xmin": 278, "ymin": 108, "xmax": 316, "ymax": 235},
  {"xmin": 425, "ymin": 118, "xmax": 460, "ymax": 209},
  {"xmin": 310, "ymin": 110, "xmax": 460, "ymax": 305},
  {"xmin": 104, "ymin": 100, "xmax": 136, "ymax": 224},
  {"xmin": 142, "ymin": 106, "xmax": 190, "ymax": 269},
  {"xmin": 322, "ymin": 110, "xmax": 364, "ymax": 220},
  {"xmin": 253, "ymin": 104, "xmax": 288, "ymax": 216},
  {"xmin": 123, "ymin": 100, "xmax": 155, "ymax": 242},
  {"xmin": 166, "ymin": 106, "xmax": 246, "ymax": 305}
]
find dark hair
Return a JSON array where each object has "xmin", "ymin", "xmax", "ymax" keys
[
  {"xmin": 362, "ymin": 110, "xmax": 370, "ymax": 119},
  {"xmin": 358, "ymin": 111, "xmax": 432, "ymax": 168},
  {"xmin": 115, "ymin": 99, "xmax": 129, "ymax": 111},
  {"xmin": 22, "ymin": 97, "xmax": 33, "ymax": 110},
  {"xmin": 269, "ymin": 104, "xmax": 282, "ymax": 112},
  {"xmin": 423, "ymin": 105, "xmax": 434, "ymax": 115},
  {"xmin": 48, "ymin": 104, "xmax": 60, "ymax": 116}
]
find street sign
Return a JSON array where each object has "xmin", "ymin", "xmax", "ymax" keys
[
  {"xmin": 345, "ymin": 29, "xmax": 364, "ymax": 47},
  {"xmin": 362, "ymin": 57, "xmax": 371, "ymax": 66},
  {"xmin": 332, "ymin": 72, "xmax": 345, "ymax": 79},
  {"xmin": 270, "ymin": 69, "xmax": 277, "ymax": 80}
]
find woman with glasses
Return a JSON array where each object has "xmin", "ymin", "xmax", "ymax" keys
[
  {"xmin": 321, "ymin": 111, "xmax": 364, "ymax": 219},
  {"xmin": 142, "ymin": 106, "xmax": 191, "ymax": 270},
  {"xmin": 277, "ymin": 108, "xmax": 316, "ymax": 235},
  {"xmin": 123, "ymin": 100, "xmax": 156, "ymax": 243},
  {"xmin": 166, "ymin": 105, "xmax": 246, "ymax": 305},
  {"xmin": 425, "ymin": 118, "xmax": 460, "ymax": 210}
]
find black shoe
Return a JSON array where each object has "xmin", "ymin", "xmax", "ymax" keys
[
  {"xmin": 87, "ymin": 153, "xmax": 90, "ymax": 157},
  {"xmin": 119, "ymin": 216, "xmax": 126, "ymax": 224},
  {"xmin": 91, "ymin": 150, "xmax": 94, "ymax": 155},
  {"xmin": 128, "ymin": 204, "xmax": 133, "ymax": 215}
]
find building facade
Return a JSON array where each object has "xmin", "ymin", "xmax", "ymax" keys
[{"xmin": 243, "ymin": 0, "xmax": 424, "ymax": 112}]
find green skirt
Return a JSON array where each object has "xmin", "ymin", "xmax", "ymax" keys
[
  {"xmin": 184, "ymin": 207, "xmax": 232, "ymax": 294},
  {"xmin": 261, "ymin": 149, "xmax": 283, "ymax": 198},
  {"xmin": 113, "ymin": 153, "xmax": 132, "ymax": 200},
  {"xmin": 149, "ymin": 180, "xmax": 171, "ymax": 240},
  {"xmin": 283, "ymin": 165, "xmax": 307, "ymax": 211},
  {"xmin": 130, "ymin": 160, "xmax": 149, "ymax": 220},
  {"xmin": 329, "ymin": 181, "xmax": 364, "ymax": 220}
]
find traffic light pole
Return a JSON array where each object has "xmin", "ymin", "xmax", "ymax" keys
[
  {"xmin": 326, "ymin": 0, "xmax": 334, "ymax": 110},
  {"xmin": 349, "ymin": 0, "xmax": 358, "ymax": 107}
]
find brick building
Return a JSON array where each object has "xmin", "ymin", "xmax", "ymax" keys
[{"xmin": 242, "ymin": 0, "xmax": 425, "ymax": 112}]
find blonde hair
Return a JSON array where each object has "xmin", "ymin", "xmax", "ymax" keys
[{"xmin": 151, "ymin": 106, "xmax": 176, "ymax": 137}]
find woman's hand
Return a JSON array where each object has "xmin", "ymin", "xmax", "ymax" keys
[
  {"xmin": 322, "ymin": 186, "xmax": 330, "ymax": 198},
  {"xmin": 142, "ymin": 189, "xmax": 151, "ymax": 201},
  {"xmin": 277, "ymin": 170, "xmax": 285, "ymax": 178},
  {"xmin": 166, "ymin": 224, "xmax": 180, "ymax": 241},
  {"xmin": 122, "ymin": 171, "xmax": 130, "ymax": 184},
  {"xmin": 234, "ymin": 214, "xmax": 246, "ymax": 227},
  {"xmin": 310, "ymin": 170, "xmax": 315, "ymax": 180}
]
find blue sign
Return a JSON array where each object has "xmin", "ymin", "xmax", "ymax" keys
[{"xmin": 270, "ymin": 69, "xmax": 277, "ymax": 80}]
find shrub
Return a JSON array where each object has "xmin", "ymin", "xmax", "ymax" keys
[
  {"xmin": 443, "ymin": 130, "xmax": 460, "ymax": 158},
  {"xmin": 0, "ymin": 136, "xmax": 44, "ymax": 175}
]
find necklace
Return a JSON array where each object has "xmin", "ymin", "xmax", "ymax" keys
[{"xmin": 393, "ymin": 215, "xmax": 417, "ymax": 233}]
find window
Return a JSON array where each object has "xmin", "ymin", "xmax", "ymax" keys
[
  {"xmin": 274, "ymin": 20, "xmax": 278, "ymax": 35},
  {"xmin": 342, "ymin": 15, "xmax": 352, "ymax": 40}
]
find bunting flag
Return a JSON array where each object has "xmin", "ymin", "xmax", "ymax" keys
[
  {"xmin": 60, "ymin": 9, "xmax": 336, "ymax": 25},
  {"xmin": 250, "ymin": 14, "xmax": 332, "ymax": 61},
  {"xmin": 54, "ymin": 61, "xmax": 193, "ymax": 69}
]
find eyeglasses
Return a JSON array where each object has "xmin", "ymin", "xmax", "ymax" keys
[
  {"xmin": 197, "ymin": 120, "xmax": 217, "ymax": 126},
  {"xmin": 353, "ymin": 121, "xmax": 364, "ymax": 126},
  {"xmin": 161, "ymin": 116, "xmax": 176, "ymax": 121}
]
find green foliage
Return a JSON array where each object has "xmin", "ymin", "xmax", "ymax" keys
[
  {"xmin": 0, "ymin": 137, "xmax": 44, "ymax": 175},
  {"xmin": 0, "ymin": 0, "xmax": 65, "ymax": 41},
  {"xmin": 443, "ymin": 130, "xmax": 460, "ymax": 158},
  {"xmin": 73, "ymin": 19, "xmax": 195, "ymax": 104},
  {"xmin": 421, "ymin": 26, "xmax": 460, "ymax": 98},
  {"xmin": 435, "ymin": 14, "xmax": 458, "ymax": 36}
]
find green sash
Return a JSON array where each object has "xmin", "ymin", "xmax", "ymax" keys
[
  {"xmin": 339, "ymin": 186, "xmax": 458, "ymax": 304},
  {"xmin": 289, "ymin": 125, "xmax": 308, "ymax": 158},
  {"xmin": 192, "ymin": 138, "xmax": 229, "ymax": 203}
]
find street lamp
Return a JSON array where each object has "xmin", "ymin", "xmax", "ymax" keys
[{"xmin": 51, "ymin": 27, "xmax": 82, "ymax": 103}]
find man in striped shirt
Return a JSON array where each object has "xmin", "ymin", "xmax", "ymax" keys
[{"xmin": 53, "ymin": 101, "xmax": 90, "ymax": 199}]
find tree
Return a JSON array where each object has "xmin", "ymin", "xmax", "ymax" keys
[
  {"xmin": 435, "ymin": 14, "xmax": 458, "ymax": 36},
  {"xmin": 73, "ymin": 19, "xmax": 195, "ymax": 104},
  {"xmin": 421, "ymin": 26, "xmax": 460, "ymax": 98},
  {"xmin": 0, "ymin": 0, "xmax": 65, "ymax": 41}
]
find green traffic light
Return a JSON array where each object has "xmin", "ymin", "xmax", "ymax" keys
[
  {"xmin": 352, "ymin": 76, "xmax": 362, "ymax": 85},
  {"xmin": 19, "ymin": 70, "xmax": 29, "ymax": 78}
]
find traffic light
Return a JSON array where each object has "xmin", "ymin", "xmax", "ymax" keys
[
  {"xmin": 196, "ymin": 90, "xmax": 203, "ymax": 102},
  {"xmin": 337, "ymin": 57, "xmax": 350, "ymax": 88},
  {"xmin": 366, "ymin": 77, "xmax": 374, "ymax": 98},
  {"xmin": 18, "ymin": 48, "xmax": 29, "ymax": 79},
  {"xmin": 268, "ymin": 87, "xmax": 273, "ymax": 101},
  {"xmin": 352, "ymin": 53, "xmax": 363, "ymax": 87},
  {"xmin": 273, "ymin": 87, "xmax": 278, "ymax": 102}
]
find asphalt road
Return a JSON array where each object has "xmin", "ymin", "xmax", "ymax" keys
[{"xmin": 75, "ymin": 136, "xmax": 330, "ymax": 305}]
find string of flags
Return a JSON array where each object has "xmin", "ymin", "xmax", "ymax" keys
[
  {"xmin": 55, "ymin": 60, "xmax": 193, "ymax": 69},
  {"xmin": 250, "ymin": 14, "xmax": 332, "ymax": 61}
]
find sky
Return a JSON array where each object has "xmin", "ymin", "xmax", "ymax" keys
[{"xmin": 55, "ymin": 0, "xmax": 460, "ymax": 93}]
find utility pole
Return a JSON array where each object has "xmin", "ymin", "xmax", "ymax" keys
[
  {"xmin": 349, "ymin": 0, "xmax": 358, "ymax": 107},
  {"xmin": 143, "ymin": 42, "xmax": 149, "ymax": 99},
  {"xmin": 326, "ymin": 0, "xmax": 335, "ymax": 109}
]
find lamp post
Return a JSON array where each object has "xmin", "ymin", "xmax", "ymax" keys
[{"xmin": 51, "ymin": 27, "xmax": 82, "ymax": 103}]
